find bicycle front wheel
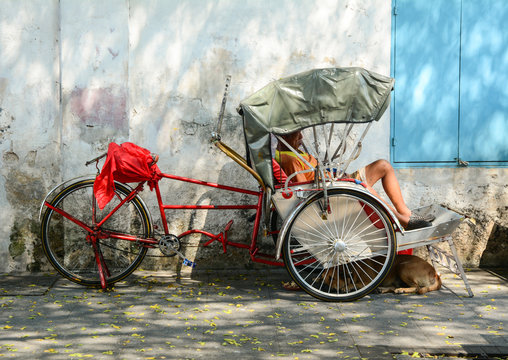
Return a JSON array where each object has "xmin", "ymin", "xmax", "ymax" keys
[
  {"xmin": 282, "ymin": 188, "xmax": 396, "ymax": 301},
  {"xmin": 41, "ymin": 179, "xmax": 150, "ymax": 287}
]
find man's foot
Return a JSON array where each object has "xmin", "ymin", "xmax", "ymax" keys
[
  {"xmin": 422, "ymin": 214, "xmax": 436, "ymax": 223},
  {"xmin": 405, "ymin": 213, "xmax": 433, "ymax": 231}
]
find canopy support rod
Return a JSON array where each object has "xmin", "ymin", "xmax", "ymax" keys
[
  {"xmin": 340, "ymin": 122, "xmax": 373, "ymax": 175},
  {"xmin": 312, "ymin": 126, "xmax": 320, "ymax": 158},
  {"xmin": 323, "ymin": 123, "xmax": 334, "ymax": 165},
  {"xmin": 275, "ymin": 135, "xmax": 316, "ymax": 171},
  {"xmin": 331, "ymin": 123, "xmax": 354, "ymax": 163},
  {"xmin": 213, "ymin": 75, "xmax": 231, "ymax": 140},
  {"xmin": 331, "ymin": 123, "xmax": 352, "ymax": 177}
]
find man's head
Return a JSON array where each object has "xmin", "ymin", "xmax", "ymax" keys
[{"xmin": 279, "ymin": 131, "xmax": 303, "ymax": 151}]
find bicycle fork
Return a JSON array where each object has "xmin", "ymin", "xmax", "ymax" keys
[
  {"xmin": 89, "ymin": 194, "xmax": 111, "ymax": 290},
  {"xmin": 87, "ymin": 233, "xmax": 110, "ymax": 290}
]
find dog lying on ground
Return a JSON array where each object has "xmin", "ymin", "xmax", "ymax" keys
[{"xmin": 321, "ymin": 254, "xmax": 442, "ymax": 295}]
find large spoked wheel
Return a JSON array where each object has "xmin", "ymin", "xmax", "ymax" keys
[
  {"xmin": 282, "ymin": 188, "xmax": 397, "ymax": 302},
  {"xmin": 41, "ymin": 179, "xmax": 150, "ymax": 287}
]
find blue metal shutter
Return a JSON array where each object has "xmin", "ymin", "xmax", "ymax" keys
[
  {"xmin": 392, "ymin": 0, "xmax": 461, "ymax": 163},
  {"xmin": 459, "ymin": 0, "xmax": 508, "ymax": 163}
]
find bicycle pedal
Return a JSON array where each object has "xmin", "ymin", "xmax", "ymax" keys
[
  {"xmin": 183, "ymin": 258, "xmax": 197, "ymax": 268},
  {"xmin": 172, "ymin": 248, "xmax": 197, "ymax": 268}
]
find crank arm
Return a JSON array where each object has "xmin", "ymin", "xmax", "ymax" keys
[{"xmin": 167, "ymin": 243, "xmax": 197, "ymax": 268}]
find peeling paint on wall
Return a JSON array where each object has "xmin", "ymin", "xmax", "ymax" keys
[
  {"xmin": 0, "ymin": 106, "xmax": 14, "ymax": 141},
  {"xmin": 2, "ymin": 167, "xmax": 48, "ymax": 271}
]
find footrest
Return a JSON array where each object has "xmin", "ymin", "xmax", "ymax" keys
[
  {"xmin": 397, "ymin": 204, "xmax": 465, "ymax": 251},
  {"xmin": 224, "ymin": 219, "xmax": 233, "ymax": 233},
  {"xmin": 396, "ymin": 204, "xmax": 474, "ymax": 298}
]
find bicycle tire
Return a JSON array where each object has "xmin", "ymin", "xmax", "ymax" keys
[
  {"xmin": 282, "ymin": 188, "xmax": 396, "ymax": 302},
  {"xmin": 41, "ymin": 179, "xmax": 150, "ymax": 287}
]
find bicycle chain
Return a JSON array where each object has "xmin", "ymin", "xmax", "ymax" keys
[
  {"xmin": 96, "ymin": 239, "xmax": 166, "ymax": 258},
  {"xmin": 96, "ymin": 232, "xmax": 189, "ymax": 258}
]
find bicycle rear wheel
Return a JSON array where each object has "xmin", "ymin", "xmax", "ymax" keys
[
  {"xmin": 41, "ymin": 179, "xmax": 150, "ymax": 287},
  {"xmin": 282, "ymin": 188, "xmax": 396, "ymax": 301}
]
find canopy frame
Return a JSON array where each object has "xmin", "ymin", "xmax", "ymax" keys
[{"xmin": 238, "ymin": 67, "xmax": 395, "ymax": 190}]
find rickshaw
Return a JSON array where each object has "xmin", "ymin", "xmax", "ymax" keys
[{"xmin": 40, "ymin": 67, "xmax": 472, "ymax": 301}]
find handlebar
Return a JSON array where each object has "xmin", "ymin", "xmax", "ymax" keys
[{"xmin": 85, "ymin": 152, "xmax": 107, "ymax": 166}]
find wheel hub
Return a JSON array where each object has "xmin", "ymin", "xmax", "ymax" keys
[{"xmin": 334, "ymin": 240, "xmax": 347, "ymax": 252}]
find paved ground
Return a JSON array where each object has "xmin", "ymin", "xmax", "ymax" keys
[{"xmin": 1, "ymin": 266, "xmax": 507, "ymax": 359}]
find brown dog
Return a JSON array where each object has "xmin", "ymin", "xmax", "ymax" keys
[{"xmin": 321, "ymin": 254, "xmax": 441, "ymax": 295}]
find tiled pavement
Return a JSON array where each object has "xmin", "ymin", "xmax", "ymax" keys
[{"xmin": 1, "ymin": 267, "xmax": 507, "ymax": 359}]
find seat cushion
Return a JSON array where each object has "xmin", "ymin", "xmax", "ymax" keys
[{"xmin": 272, "ymin": 159, "xmax": 288, "ymax": 184}]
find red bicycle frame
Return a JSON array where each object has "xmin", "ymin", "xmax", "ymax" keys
[
  {"xmin": 44, "ymin": 171, "xmax": 284, "ymax": 277},
  {"xmin": 154, "ymin": 172, "xmax": 283, "ymax": 267}
]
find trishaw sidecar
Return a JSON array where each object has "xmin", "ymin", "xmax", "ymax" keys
[{"xmin": 236, "ymin": 67, "xmax": 471, "ymax": 301}]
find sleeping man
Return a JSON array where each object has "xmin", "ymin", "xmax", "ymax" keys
[{"xmin": 275, "ymin": 131, "xmax": 432, "ymax": 231}]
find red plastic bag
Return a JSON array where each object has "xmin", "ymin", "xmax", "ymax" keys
[{"xmin": 94, "ymin": 142, "xmax": 161, "ymax": 209}]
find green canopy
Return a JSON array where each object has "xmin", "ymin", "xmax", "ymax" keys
[{"xmin": 238, "ymin": 67, "xmax": 394, "ymax": 190}]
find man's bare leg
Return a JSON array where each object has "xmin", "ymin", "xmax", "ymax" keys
[{"xmin": 363, "ymin": 159, "xmax": 411, "ymax": 227}]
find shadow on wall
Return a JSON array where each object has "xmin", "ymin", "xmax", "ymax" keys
[
  {"xmin": 0, "ymin": 3, "xmax": 62, "ymax": 272},
  {"xmin": 185, "ymin": 159, "xmax": 270, "ymax": 270}
]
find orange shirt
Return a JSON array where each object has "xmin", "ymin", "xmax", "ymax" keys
[{"xmin": 275, "ymin": 150, "xmax": 317, "ymax": 183}]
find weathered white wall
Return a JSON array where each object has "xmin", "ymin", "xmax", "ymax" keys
[
  {"xmin": 0, "ymin": 0, "xmax": 61, "ymax": 271},
  {"xmin": 0, "ymin": 0, "xmax": 504, "ymax": 272},
  {"xmin": 397, "ymin": 167, "xmax": 508, "ymax": 267}
]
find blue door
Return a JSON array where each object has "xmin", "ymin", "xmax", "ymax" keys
[
  {"xmin": 392, "ymin": 0, "xmax": 461, "ymax": 164},
  {"xmin": 459, "ymin": 0, "xmax": 508, "ymax": 164}
]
